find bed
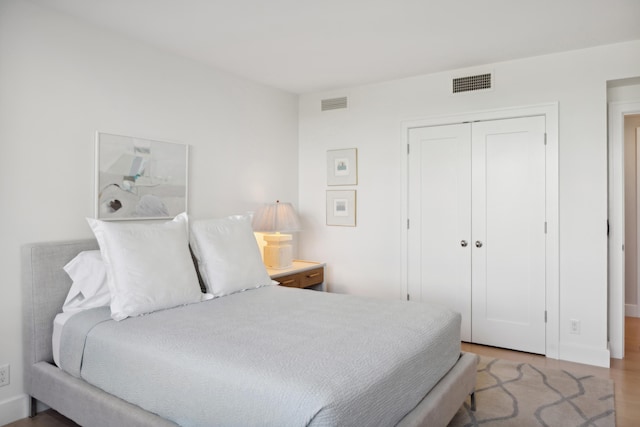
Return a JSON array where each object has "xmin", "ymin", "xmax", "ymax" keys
[{"xmin": 23, "ymin": 233, "xmax": 477, "ymax": 426}]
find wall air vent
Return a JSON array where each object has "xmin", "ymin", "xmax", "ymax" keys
[
  {"xmin": 452, "ymin": 73, "xmax": 492, "ymax": 94},
  {"xmin": 321, "ymin": 97, "xmax": 348, "ymax": 111}
]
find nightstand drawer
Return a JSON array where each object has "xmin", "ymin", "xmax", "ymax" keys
[
  {"xmin": 299, "ymin": 267, "xmax": 323, "ymax": 288},
  {"xmin": 268, "ymin": 261, "xmax": 326, "ymax": 291},
  {"xmin": 277, "ymin": 275, "xmax": 301, "ymax": 288},
  {"xmin": 274, "ymin": 267, "xmax": 324, "ymax": 289}
]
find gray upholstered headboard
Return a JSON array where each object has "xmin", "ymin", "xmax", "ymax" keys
[{"xmin": 22, "ymin": 240, "xmax": 98, "ymax": 386}]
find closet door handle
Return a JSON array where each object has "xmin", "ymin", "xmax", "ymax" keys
[
  {"xmin": 475, "ymin": 241, "xmax": 483, "ymax": 248},
  {"xmin": 460, "ymin": 240, "xmax": 468, "ymax": 247}
]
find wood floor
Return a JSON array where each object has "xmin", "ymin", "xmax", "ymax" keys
[{"xmin": 6, "ymin": 317, "xmax": 640, "ymax": 427}]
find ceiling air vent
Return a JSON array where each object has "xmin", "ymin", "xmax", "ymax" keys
[
  {"xmin": 452, "ymin": 73, "xmax": 492, "ymax": 94},
  {"xmin": 321, "ymin": 97, "xmax": 348, "ymax": 111}
]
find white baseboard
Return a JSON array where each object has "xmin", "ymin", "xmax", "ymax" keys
[
  {"xmin": 625, "ymin": 304, "xmax": 639, "ymax": 317},
  {"xmin": 559, "ymin": 343, "xmax": 610, "ymax": 368},
  {"xmin": 0, "ymin": 393, "xmax": 30, "ymax": 426}
]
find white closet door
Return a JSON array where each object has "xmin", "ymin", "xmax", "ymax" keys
[
  {"xmin": 408, "ymin": 123, "xmax": 472, "ymax": 341},
  {"xmin": 471, "ymin": 116, "xmax": 546, "ymax": 354}
]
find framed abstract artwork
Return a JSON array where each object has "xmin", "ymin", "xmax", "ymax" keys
[
  {"xmin": 327, "ymin": 148, "xmax": 357, "ymax": 186},
  {"xmin": 326, "ymin": 190, "xmax": 356, "ymax": 226},
  {"xmin": 95, "ymin": 132, "xmax": 188, "ymax": 220}
]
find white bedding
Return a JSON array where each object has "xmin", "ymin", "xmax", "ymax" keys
[
  {"xmin": 58, "ymin": 286, "xmax": 461, "ymax": 427},
  {"xmin": 52, "ymin": 311, "xmax": 75, "ymax": 367}
]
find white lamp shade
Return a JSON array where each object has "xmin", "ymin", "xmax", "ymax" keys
[{"xmin": 252, "ymin": 201, "xmax": 301, "ymax": 233}]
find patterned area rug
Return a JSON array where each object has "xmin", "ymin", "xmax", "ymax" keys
[{"xmin": 448, "ymin": 356, "xmax": 615, "ymax": 427}]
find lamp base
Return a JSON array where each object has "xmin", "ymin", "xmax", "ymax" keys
[{"xmin": 262, "ymin": 233, "xmax": 293, "ymax": 269}]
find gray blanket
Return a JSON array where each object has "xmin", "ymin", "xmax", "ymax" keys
[{"xmin": 60, "ymin": 286, "xmax": 460, "ymax": 427}]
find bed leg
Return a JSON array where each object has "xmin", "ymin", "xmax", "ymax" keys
[
  {"xmin": 29, "ymin": 396, "xmax": 37, "ymax": 418},
  {"xmin": 469, "ymin": 392, "xmax": 476, "ymax": 412}
]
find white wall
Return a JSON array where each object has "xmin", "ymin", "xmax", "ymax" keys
[
  {"xmin": 0, "ymin": 1, "xmax": 298, "ymax": 424},
  {"xmin": 298, "ymin": 41, "xmax": 640, "ymax": 367},
  {"xmin": 624, "ymin": 114, "xmax": 640, "ymax": 316},
  {"xmin": 606, "ymin": 84, "xmax": 640, "ymax": 358},
  {"xmin": 609, "ymin": 82, "xmax": 640, "ymax": 318},
  {"xmin": 608, "ymin": 78, "xmax": 640, "ymax": 102}
]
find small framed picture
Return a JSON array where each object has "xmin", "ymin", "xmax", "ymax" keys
[
  {"xmin": 327, "ymin": 148, "xmax": 357, "ymax": 186},
  {"xmin": 326, "ymin": 190, "xmax": 356, "ymax": 226}
]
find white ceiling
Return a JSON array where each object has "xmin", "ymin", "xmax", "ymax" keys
[{"xmin": 30, "ymin": 0, "xmax": 640, "ymax": 94}]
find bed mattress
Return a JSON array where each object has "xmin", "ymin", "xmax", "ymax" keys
[
  {"xmin": 58, "ymin": 285, "xmax": 461, "ymax": 427},
  {"xmin": 52, "ymin": 312, "xmax": 74, "ymax": 367}
]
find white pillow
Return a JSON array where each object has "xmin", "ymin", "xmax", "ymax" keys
[
  {"xmin": 190, "ymin": 215, "xmax": 273, "ymax": 297},
  {"xmin": 87, "ymin": 213, "xmax": 210, "ymax": 321},
  {"xmin": 62, "ymin": 250, "xmax": 110, "ymax": 313}
]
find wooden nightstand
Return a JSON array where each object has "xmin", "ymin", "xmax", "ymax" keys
[{"xmin": 267, "ymin": 261, "xmax": 326, "ymax": 291}]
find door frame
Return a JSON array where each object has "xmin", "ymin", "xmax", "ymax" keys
[
  {"xmin": 637, "ymin": 129, "xmax": 640, "ymax": 318},
  {"xmin": 608, "ymin": 101, "xmax": 640, "ymax": 359},
  {"xmin": 401, "ymin": 103, "xmax": 559, "ymax": 359}
]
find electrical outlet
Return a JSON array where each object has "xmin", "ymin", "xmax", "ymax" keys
[
  {"xmin": 570, "ymin": 319, "xmax": 581, "ymax": 335},
  {"xmin": 0, "ymin": 364, "xmax": 9, "ymax": 387}
]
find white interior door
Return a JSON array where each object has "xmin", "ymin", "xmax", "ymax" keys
[
  {"xmin": 470, "ymin": 116, "xmax": 546, "ymax": 354},
  {"xmin": 408, "ymin": 123, "xmax": 472, "ymax": 341},
  {"xmin": 408, "ymin": 116, "xmax": 546, "ymax": 354}
]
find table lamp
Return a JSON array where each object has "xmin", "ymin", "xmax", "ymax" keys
[{"xmin": 252, "ymin": 201, "xmax": 301, "ymax": 269}]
